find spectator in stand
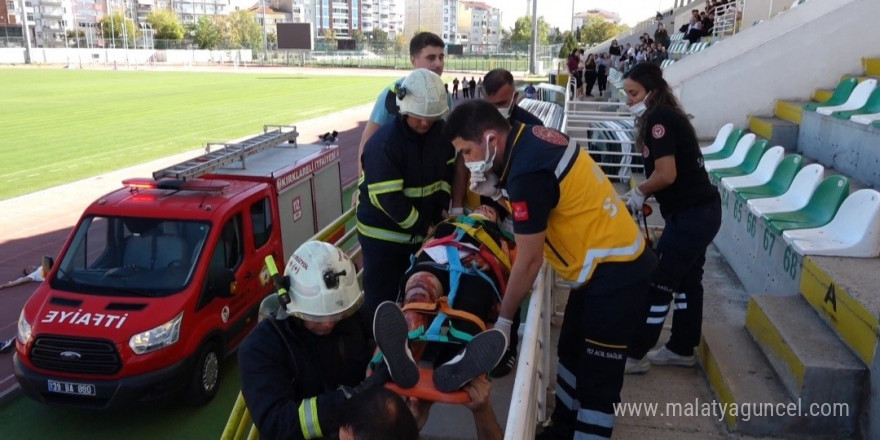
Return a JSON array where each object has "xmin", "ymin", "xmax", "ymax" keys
[
  {"xmin": 583, "ymin": 53, "xmax": 597, "ymax": 97},
  {"xmin": 596, "ymin": 53, "xmax": 611, "ymax": 97},
  {"xmin": 658, "ymin": 45, "xmax": 669, "ymax": 64},
  {"xmin": 635, "ymin": 46, "xmax": 647, "ymax": 64},
  {"xmin": 623, "ymin": 43, "xmax": 634, "ymax": 71},
  {"xmin": 702, "ymin": 11, "xmax": 715, "ymax": 36},
  {"xmin": 524, "ymin": 83, "xmax": 536, "ymax": 99},
  {"xmin": 567, "ymin": 49, "xmax": 582, "ymax": 98},
  {"xmin": 654, "ymin": 22, "xmax": 670, "ymax": 49},
  {"xmin": 647, "ymin": 43, "xmax": 661, "ymax": 65},
  {"xmin": 685, "ymin": 16, "xmax": 704, "ymax": 44},
  {"xmin": 609, "ymin": 39, "xmax": 622, "ymax": 70}
]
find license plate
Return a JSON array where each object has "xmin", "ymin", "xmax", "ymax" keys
[{"xmin": 47, "ymin": 380, "xmax": 96, "ymax": 396}]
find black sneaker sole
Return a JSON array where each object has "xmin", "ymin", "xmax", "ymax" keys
[
  {"xmin": 373, "ymin": 302, "xmax": 419, "ymax": 389},
  {"xmin": 434, "ymin": 329, "xmax": 506, "ymax": 393}
]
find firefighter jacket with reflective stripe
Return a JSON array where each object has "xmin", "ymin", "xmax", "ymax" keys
[
  {"xmin": 501, "ymin": 126, "xmax": 645, "ymax": 286},
  {"xmin": 238, "ymin": 313, "xmax": 372, "ymax": 440},
  {"xmin": 357, "ymin": 116, "xmax": 456, "ymax": 244}
]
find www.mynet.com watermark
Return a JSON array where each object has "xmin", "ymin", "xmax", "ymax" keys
[{"xmin": 614, "ymin": 398, "xmax": 850, "ymax": 422}]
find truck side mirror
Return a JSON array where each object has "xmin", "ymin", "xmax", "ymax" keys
[
  {"xmin": 206, "ymin": 267, "xmax": 236, "ymax": 299},
  {"xmin": 41, "ymin": 255, "xmax": 54, "ymax": 278}
]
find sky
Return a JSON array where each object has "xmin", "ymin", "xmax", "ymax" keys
[{"xmin": 398, "ymin": 0, "xmax": 678, "ymax": 31}]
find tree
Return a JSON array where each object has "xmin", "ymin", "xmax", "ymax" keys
[
  {"xmin": 189, "ymin": 16, "xmax": 222, "ymax": 49},
  {"xmin": 98, "ymin": 13, "xmax": 138, "ymax": 46},
  {"xmin": 322, "ymin": 28, "xmax": 337, "ymax": 50},
  {"xmin": 558, "ymin": 30, "xmax": 578, "ymax": 58},
  {"xmin": 66, "ymin": 29, "xmax": 85, "ymax": 47},
  {"xmin": 548, "ymin": 26, "xmax": 564, "ymax": 45},
  {"xmin": 221, "ymin": 10, "xmax": 263, "ymax": 49},
  {"xmin": 351, "ymin": 29, "xmax": 366, "ymax": 49},
  {"xmin": 147, "ymin": 10, "xmax": 184, "ymax": 41},
  {"xmin": 579, "ymin": 16, "xmax": 629, "ymax": 46},
  {"xmin": 509, "ymin": 15, "xmax": 550, "ymax": 49},
  {"xmin": 369, "ymin": 28, "xmax": 388, "ymax": 52},
  {"xmin": 394, "ymin": 33, "xmax": 408, "ymax": 55}
]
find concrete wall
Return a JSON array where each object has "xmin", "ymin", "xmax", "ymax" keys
[
  {"xmin": 799, "ymin": 111, "xmax": 880, "ymax": 190},
  {"xmin": 0, "ymin": 48, "xmax": 255, "ymax": 65},
  {"xmin": 664, "ymin": 0, "xmax": 880, "ymax": 139}
]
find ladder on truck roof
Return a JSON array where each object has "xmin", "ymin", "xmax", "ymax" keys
[{"xmin": 153, "ymin": 125, "xmax": 299, "ymax": 181}]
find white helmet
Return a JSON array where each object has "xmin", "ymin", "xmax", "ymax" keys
[
  {"xmin": 282, "ymin": 241, "xmax": 363, "ymax": 322},
  {"xmin": 397, "ymin": 68, "xmax": 449, "ymax": 119}
]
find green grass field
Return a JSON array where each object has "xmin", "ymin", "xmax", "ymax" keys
[{"xmin": 0, "ymin": 69, "xmax": 395, "ymax": 200}]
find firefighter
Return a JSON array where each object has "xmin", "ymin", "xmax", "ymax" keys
[
  {"xmin": 443, "ymin": 100, "xmax": 658, "ymax": 440},
  {"xmin": 620, "ymin": 63, "xmax": 721, "ymax": 374},
  {"xmin": 238, "ymin": 241, "xmax": 390, "ymax": 440},
  {"xmin": 356, "ymin": 68, "xmax": 456, "ymax": 323},
  {"xmin": 357, "ymin": 32, "xmax": 451, "ymax": 175}
]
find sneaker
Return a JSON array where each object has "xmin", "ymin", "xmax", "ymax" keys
[
  {"xmin": 646, "ymin": 346, "xmax": 695, "ymax": 367},
  {"xmin": 489, "ymin": 347, "xmax": 517, "ymax": 378},
  {"xmin": 0, "ymin": 338, "xmax": 14, "ymax": 354},
  {"xmin": 434, "ymin": 329, "xmax": 507, "ymax": 393},
  {"xmin": 624, "ymin": 356, "xmax": 650, "ymax": 374},
  {"xmin": 373, "ymin": 301, "xmax": 419, "ymax": 389}
]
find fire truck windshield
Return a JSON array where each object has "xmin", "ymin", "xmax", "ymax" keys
[{"xmin": 52, "ymin": 215, "xmax": 211, "ymax": 297}]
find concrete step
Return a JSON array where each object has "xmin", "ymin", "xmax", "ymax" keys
[
  {"xmin": 864, "ymin": 57, "xmax": 880, "ymax": 77},
  {"xmin": 747, "ymin": 115, "xmax": 799, "ymax": 151},
  {"xmin": 800, "ymin": 257, "xmax": 880, "ymax": 367},
  {"xmin": 699, "ymin": 324, "xmax": 807, "ymax": 437},
  {"xmin": 774, "ymin": 100, "xmax": 807, "ymax": 125},
  {"xmin": 811, "ymin": 88, "xmax": 833, "ymax": 104},
  {"xmin": 745, "ymin": 295, "xmax": 866, "ymax": 436}
]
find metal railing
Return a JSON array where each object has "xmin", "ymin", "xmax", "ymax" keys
[
  {"xmin": 503, "ymin": 263, "xmax": 554, "ymax": 439},
  {"xmin": 563, "ymin": 76, "xmax": 642, "ymax": 182}
]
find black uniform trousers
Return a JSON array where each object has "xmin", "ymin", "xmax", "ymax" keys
[
  {"xmin": 359, "ymin": 235, "xmax": 421, "ymax": 332},
  {"xmin": 628, "ymin": 199, "xmax": 722, "ymax": 359},
  {"xmin": 544, "ymin": 250, "xmax": 655, "ymax": 439}
]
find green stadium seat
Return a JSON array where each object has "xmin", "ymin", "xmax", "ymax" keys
[
  {"xmin": 832, "ymin": 86, "xmax": 880, "ymax": 120},
  {"xmin": 710, "ymin": 140, "xmax": 770, "ymax": 180},
  {"xmin": 764, "ymin": 175, "xmax": 850, "ymax": 234},
  {"xmin": 803, "ymin": 77, "xmax": 858, "ymax": 111},
  {"xmin": 704, "ymin": 132, "xmax": 755, "ymax": 164},
  {"xmin": 734, "ymin": 154, "xmax": 804, "ymax": 200},
  {"xmin": 702, "ymin": 128, "xmax": 746, "ymax": 161}
]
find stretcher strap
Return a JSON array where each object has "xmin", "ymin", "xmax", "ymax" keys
[{"xmin": 420, "ymin": 237, "xmax": 505, "ymax": 302}]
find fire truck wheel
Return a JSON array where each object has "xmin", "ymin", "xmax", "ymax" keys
[{"xmin": 185, "ymin": 340, "xmax": 221, "ymax": 406}]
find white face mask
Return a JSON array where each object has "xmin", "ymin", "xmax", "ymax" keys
[
  {"xmin": 465, "ymin": 135, "xmax": 497, "ymax": 178},
  {"xmin": 629, "ymin": 91, "xmax": 652, "ymax": 117},
  {"xmin": 496, "ymin": 93, "xmax": 518, "ymax": 120}
]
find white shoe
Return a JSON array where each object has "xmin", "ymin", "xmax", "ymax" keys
[
  {"xmin": 624, "ymin": 357, "xmax": 650, "ymax": 374},
  {"xmin": 646, "ymin": 346, "xmax": 695, "ymax": 367}
]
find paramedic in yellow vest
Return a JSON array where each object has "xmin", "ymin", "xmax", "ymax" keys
[{"xmin": 443, "ymin": 100, "xmax": 658, "ymax": 440}]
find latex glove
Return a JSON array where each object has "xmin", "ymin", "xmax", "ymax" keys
[
  {"xmin": 449, "ymin": 207, "xmax": 464, "ymax": 217},
  {"xmin": 470, "ymin": 173, "xmax": 503, "ymax": 201},
  {"xmin": 492, "ymin": 317, "xmax": 513, "ymax": 351},
  {"xmin": 625, "ymin": 186, "xmax": 646, "ymax": 213}
]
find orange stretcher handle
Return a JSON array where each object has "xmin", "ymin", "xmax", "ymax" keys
[{"xmin": 384, "ymin": 367, "xmax": 477, "ymax": 404}]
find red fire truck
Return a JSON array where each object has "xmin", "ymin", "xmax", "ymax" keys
[{"xmin": 13, "ymin": 126, "xmax": 343, "ymax": 409}]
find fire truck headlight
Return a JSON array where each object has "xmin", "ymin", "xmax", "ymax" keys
[
  {"xmin": 17, "ymin": 310, "xmax": 32, "ymax": 345},
  {"xmin": 129, "ymin": 313, "xmax": 183, "ymax": 355}
]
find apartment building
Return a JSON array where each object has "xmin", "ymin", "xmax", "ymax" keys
[
  {"xmin": 405, "ymin": 0, "xmax": 500, "ymax": 47},
  {"xmin": 285, "ymin": 0, "xmax": 400, "ymax": 39}
]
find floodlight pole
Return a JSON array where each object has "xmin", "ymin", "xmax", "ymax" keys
[
  {"xmin": 261, "ymin": 0, "xmax": 268, "ymax": 62},
  {"xmin": 529, "ymin": 0, "xmax": 538, "ymax": 74},
  {"xmin": 19, "ymin": 0, "xmax": 32, "ymax": 63}
]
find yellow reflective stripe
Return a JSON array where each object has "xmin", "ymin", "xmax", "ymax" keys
[
  {"xmin": 399, "ymin": 207, "xmax": 419, "ymax": 229},
  {"xmin": 446, "ymin": 156, "xmax": 456, "ymax": 165},
  {"xmin": 402, "ymin": 181, "xmax": 451, "ymax": 198},
  {"xmin": 297, "ymin": 397, "xmax": 323, "ymax": 439},
  {"xmin": 367, "ymin": 179, "xmax": 404, "ymax": 195},
  {"xmin": 357, "ymin": 221, "xmax": 423, "ymax": 244},
  {"xmin": 451, "ymin": 222, "xmax": 511, "ymax": 270},
  {"xmin": 368, "ymin": 193, "xmax": 396, "ymax": 221}
]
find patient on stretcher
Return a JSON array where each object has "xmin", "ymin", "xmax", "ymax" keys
[{"xmin": 373, "ymin": 205, "xmax": 515, "ymax": 397}]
